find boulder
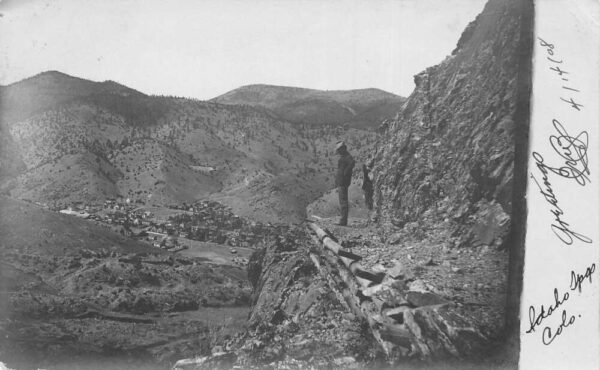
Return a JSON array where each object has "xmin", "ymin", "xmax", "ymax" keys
[{"xmin": 405, "ymin": 291, "xmax": 449, "ymax": 307}]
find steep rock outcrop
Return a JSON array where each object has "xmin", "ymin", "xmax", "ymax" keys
[
  {"xmin": 189, "ymin": 227, "xmax": 382, "ymax": 369},
  {"xmin": 371, "ymin": 0, "xmax": 530, "ymax": 241}
]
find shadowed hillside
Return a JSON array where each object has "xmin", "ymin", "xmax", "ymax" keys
[{"xmin": 0, "ymin": 196, "xmax": 156, "ymax": 256}]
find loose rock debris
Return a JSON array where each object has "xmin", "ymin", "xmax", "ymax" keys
[{"xmin": 178, "ymin": 218, "xmax": 510, "ymax": 369}]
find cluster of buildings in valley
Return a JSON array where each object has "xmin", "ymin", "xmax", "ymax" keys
[
  {"xmin": 55, "ymin": 198, "xmax": 154, "ymax": 227},
  {"xmin": 167, "ymin": 200, "xmax": 290, "ymax": 249},
  {"xmin": 47, "ymin": 198, "xmax": 288, "ymax": 262}
]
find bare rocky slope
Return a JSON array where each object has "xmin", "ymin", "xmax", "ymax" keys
[{"xmin": 371, "ymin": 0, "xmax": 528, "ymax": 250}]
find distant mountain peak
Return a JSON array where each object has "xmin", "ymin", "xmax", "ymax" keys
[
  {"xmin": 2, "ymin": 70, "xmax": 77, "ymax": 88},
  {"xmin": 228, "ymin": 83, "xmax": 399, "ymax": 96},
  {"xmin": 0, "ymin": 71, "xmax": 144, "ymax": 123},
  {"xmin": 37, "ymin": 70, "xmax": 70, "ymax": 77},
  {"xmin": 211, "ymin": 84, "xmax": 405, "ymax": 129},
  {"xmin": 4, "ymin": 71, "xmax": 139, "ymax": 92}
]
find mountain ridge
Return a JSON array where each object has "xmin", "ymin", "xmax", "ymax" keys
[
  {"xmin": 1, "ymin": 71, "xmax": 383, "ymax": 223},
  {"xmin": 0, "ymin": 71, "xmax": 145, "ymax": 124},
  {"xmin": 217, "ymin": 83, "xmax": 399, "ymax": 96},
  {"xmin": 211, "ymin": 83, "xmax": 405, "ymax": 129}
]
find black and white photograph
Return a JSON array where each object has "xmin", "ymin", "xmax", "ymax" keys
[{"xmin": 0, "ymin": 0, "xmax": 598, "ymax": 369}]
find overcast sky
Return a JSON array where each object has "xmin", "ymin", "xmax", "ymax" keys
[{"xmin": 0, "ymin": 0, "xmax": 487, "ymax": 99}]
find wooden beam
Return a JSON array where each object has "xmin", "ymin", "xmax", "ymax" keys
[{"xmin": 307, "ymin": 222, "xmax": 381, "ymax": 284}]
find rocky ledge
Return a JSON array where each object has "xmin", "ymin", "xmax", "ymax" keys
[{"xmin": 174, "ymin": 221, "xmax": 512, "ymax": 369}]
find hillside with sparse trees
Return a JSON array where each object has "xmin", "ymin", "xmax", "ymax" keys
[{"xmin": 0, "ymin": 72, "xmax": 391, "ymax": 222}]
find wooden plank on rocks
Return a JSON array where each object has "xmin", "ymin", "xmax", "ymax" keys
[{"xmin": 308, "ymin": 222, "xmax": 381, "ymax": 284}]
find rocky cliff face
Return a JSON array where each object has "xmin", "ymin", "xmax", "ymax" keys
[
  {"xmin": 179, "ymin": 227, "xmax": 382, "ymax": 369},
  {"xmin": 371, "ymin": 0, "xmax": 528, "ymax": 246}
]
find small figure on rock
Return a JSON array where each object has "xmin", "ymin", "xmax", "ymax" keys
[
  {"xmin": 334, "ymin": 141, "xmax": 355, "ymax": 226},
  {"xmin": 362, "ymin": 163, "xmax": 374, "ymax": 211}
]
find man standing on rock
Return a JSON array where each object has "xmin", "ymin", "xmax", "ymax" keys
[{"xmin": 335, "ymin": 141, "xmax": 355, "ymax": 226}]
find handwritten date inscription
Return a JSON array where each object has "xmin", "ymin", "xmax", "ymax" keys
[
  {"xmin": 525, "ymin": 36, "xmax": 596, "ymax": 347},
  {"xmin": 530, "ymin": 37, "xmax": 592, "ymax": 245}
]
